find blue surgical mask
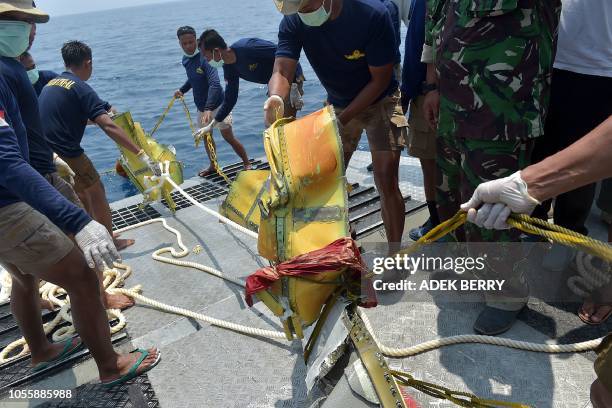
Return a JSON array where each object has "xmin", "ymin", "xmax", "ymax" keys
[
  {"xmin": 0, "ymin": 21, "xmax": 31, "ymax": 58},
  {"xmin": 27, "ymin": 68, "xmax": 39, "ymax": 84},
  {"xmin": 208, "ymin": 49, "xmax": 224, "ymax": 68},
  {"xmin": 184, "ymin": 49, "xmax": 199, "ymax": 58},
  {"xmin": 298, "ymin": 0, "xmax": 333, "ymax": 26}
]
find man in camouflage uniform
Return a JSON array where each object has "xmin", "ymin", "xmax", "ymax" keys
[{"xmin": 422, "ymin": 0, "xmax": 561, "ymax": 334}]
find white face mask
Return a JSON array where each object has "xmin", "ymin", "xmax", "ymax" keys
[
  {"xmin": 0, "ymin": 21, "xmax": 31, "ymax": 58},
  {"xmin": 184, "ymin": 49, "xmax": 199, "ymax": 58},
  {"xmin": 208, "ymin": 49, "xmax": 224, "ymax": 68},
  {"xmin": 298, "ymin": 0, "xmax": 333, "ymax": 27},
  {"xmin": 27, "ymin": 68, "xmax": 39, "ymax": 84}
]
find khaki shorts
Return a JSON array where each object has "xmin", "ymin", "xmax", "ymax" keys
[
  {"xmin": 0, "ymin": 202, "xmax": 74, "ymax": 275},
  {"xmin": 407, "ymin": 95, "xmax": 437, "ymax": 160},
  {"xmin": 60, "ymin": 153, "xmax": 100, "ymax": 193},
  {"xmin": 44, "ymin": 172, "xmax": 83, "ymax": 208},
  {"xmin": 334, "ymin": 90, "xmax": 407, "ymax": 154},
  {"xmin": 199, "ymin": 108, "xmax": 233, "ymax": 131}
]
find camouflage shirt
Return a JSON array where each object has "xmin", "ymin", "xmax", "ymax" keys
[{"xmin": 426, "ymin": 0, "xmax": 561, "ymax": 141}]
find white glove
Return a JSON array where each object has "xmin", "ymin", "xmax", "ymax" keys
[
  {"xmin": 193, "ymin": 120, "xmax": 216, "ymax": 146},
  {"xmin": 53, "ymin": 153, "xmax": 75, "ymax": 185},
  {"xmin": 75, "ymin": 220, "xmax": 121, "ymax": 270},
  {"xmin": 137, "ymin": 150, "xmax": 161, "ymax": 176},
  {"xmin": 264, "ymin": 95, "xmax": 284, "ymax": 127},
  {"xmin": 289, "ymin": 83, "xmax": 303, "ymax": 110},
  {"xmin": 460, "ymin": 171, "xmax": 540, "ymax": 230}
]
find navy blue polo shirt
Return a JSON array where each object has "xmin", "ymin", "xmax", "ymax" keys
[
  {"xmin": 276, "ymin": 0, "xmax": 398, "ymax": 108},
  {"xmin": 0, "ymin": 57, "xmax": 55, "ymax": 176},
  {"xmin": 179, "ymin": 53, "xmax": 223, "ymax": 112},
  {"xmin": 0, "ymin": 74, "xmax": 91, "ymax": 234},
  {"xmin": 33, "ymin": 70, "xmax": 59, "ymax": 96},
  {"xmin": 39, "ymin": 72, "xmax": 111, "ymax": 158},
  {"xmin": 214, "ymin": 37, "xmax": 304, "ymax": 122}
]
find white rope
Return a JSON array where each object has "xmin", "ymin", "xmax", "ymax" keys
[{"xmin": 356, "ymin": 308, "xmax": 603, "ymax": 357}]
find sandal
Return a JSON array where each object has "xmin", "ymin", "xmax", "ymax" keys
[
  {"xmin": 578, "ymin": 302, "xmax": 612, "ymax": 325},
  {"xmin": 101, "ymin": 348, "xmax": 161, "ymax": 388},
  {"xmin": 32, "ymin": 337, "xmax": 83, "ymax": 372}
]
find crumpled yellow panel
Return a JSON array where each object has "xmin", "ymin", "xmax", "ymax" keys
[
  {"xmin": 258, "ymin": 106, "xmax": 350, "ymax": 262},
  {"xmin": 113, "ymin": 112, "xmax": 183, "ymax": 210}
]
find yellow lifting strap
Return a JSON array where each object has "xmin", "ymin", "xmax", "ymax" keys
[
  {"xmin": 150, "ymin": 96, "xmax": 232, "ymax": 185},
  {"xmin": 391, "ymin": 370, "xmax": 530, "ymax": 408},
  {"xmin": 396, "ymin": 211, "xmax": 612, "ymax": 262}
]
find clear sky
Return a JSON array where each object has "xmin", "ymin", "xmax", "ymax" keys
[{"xmin": 36, "ymin": 0, "xmax": 179, "ymax": 17}]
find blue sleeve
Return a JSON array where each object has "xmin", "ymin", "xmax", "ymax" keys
[
  {"xmin": 180, "ymin": 79, "xmax": 191, "ymax": 94},
  {"xmin": 203, "ymin": 62, "xmax": 223, "ymax": 111},
  {"xmin": 276, "ymin": 17, "xmax": 302, "ymax": 61},
  {"xmin": 365, "ymin": 9, "xmax": 398, "ymax": 67},
  {"xmin": 77, "ymin": 82, "xmax": 110, "ymax": 121},
  {"xmin": 214, "ymin": 65, "xmax": 239, "ymax": 122},
  {"xmin": 401, "ymin": 0, "xmax": 426, "ymax": 101},
  {"xmin": 0, "ymin": 121, "xmax": 91, "ymax": 234}
]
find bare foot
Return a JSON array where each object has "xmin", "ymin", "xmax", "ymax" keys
[
  {"xmin": 113, "ymin": 238, "xmax": 135, "ymax": 251},
  {"xmin": 103, "ymin": 292, "xmax": 134, "ymax": 310},
  {"xmin": 100, "ymin": 347, "xmax": 160, "ymax": 384},
  {"xmin": 198, "ymin": 167, "xmax": 216, "ymax": 177},
  {"xmin": 31, "ymin": 337, "xmax": 80, "ymax": 367},
  {"xmin": 40, "ymin": 298, "xmax": 56, "ymax": 311},
  {"xmin": 243, "ymin": 163, "xmax": 252, "ymax": 171}
]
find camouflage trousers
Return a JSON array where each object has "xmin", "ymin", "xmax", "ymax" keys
[{"xmin": 436, "ymin": 133, "xmax": 535, "ymax": 310}]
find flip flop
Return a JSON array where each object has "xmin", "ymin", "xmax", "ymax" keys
[
  {"xmin": 101, "ymin": 348, "xmax": 161, "ymax": 388},
  {"xmin": 578, "ymin": 304, "xmax": 612, "ymax": 325},
  {"xmin": 32, "ymin": 337, "xmax": 83, "ymax": 372}
]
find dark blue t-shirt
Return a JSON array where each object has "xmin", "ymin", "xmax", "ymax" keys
[
  {"xmin": 179, "ymin": 53, "xmax": 223, "ymax": 112},
  {"xmin": 381, "ymin": 0, "xmax": 401, "ymax": 65},
  {"xmin": 33, "ymin": 70, "xmax": 59, "ymax": 96},
  {"xmin": 401, "ymin": 0, "xmax": 426, "ymax": 102},
  {"xmin": 0, "ymin": 74, "xmax": 91, "ymax": 234},
  {"xmin": 276, "ymin": 0, "xmax": 398, "ymax": 108},
  {"xmin": 0, "ymin": 57, "xmax": 55, "ymax": 176},
  {"xmin": 214, "ymin": 37, "xmax": 304, "ymax": 122},
  {"xmin": 39, "ymin": 72, "xmax": 111, "ymax": 158}
]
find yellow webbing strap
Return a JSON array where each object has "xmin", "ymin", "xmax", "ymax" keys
[
  {"xmin": 149, "ymin": 96, "xmax": 177, "ymax": 138},
  {"xmin": 150, "ymin": 96, "xmax": 232, "ymax": 185},
  {"xmin": 396, "ymin": 211, "xmax": 612, "ymax": 262},
  {"xmin": 391, "ymin": 370, "xmax": 530, "ymax": 408}
]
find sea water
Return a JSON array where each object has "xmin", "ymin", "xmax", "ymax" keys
[{"xmin": 33, "ymin": 0, "xmax": 404, "ymax": 201}]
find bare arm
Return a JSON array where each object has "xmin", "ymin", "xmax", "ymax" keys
[
  {"xmin": 336, "ymin": 64, "xmax": 394, "ymax": 126},
  {"xmin": 268, "ymin": 57, "xmax": 297, "ymax": 101},
  {"xmin": 523, "ymin": 115, "xmax": 612, "ymax": 201},
  {"xmin": 94, "ymin": 113, "xmax": 141, "ymax": 155}
]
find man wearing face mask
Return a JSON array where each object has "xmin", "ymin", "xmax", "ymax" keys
[
  {"xmin": 267, "ymin": 0, "xmax": 408, "ymax": 254},
  {"xmin": 0, "ymin": 0, "xmax": 160, "ymax": 386},
  {"xmin": 198, "ymin": 29, "xmax": 305, "ymax": 135},
  {"xmin": 174, "ymin": 26, "xmax": 250, "ymax": 175},
  {"xmin": 19, "ymin": 51, "xmax": 57, "ymax": 95}
]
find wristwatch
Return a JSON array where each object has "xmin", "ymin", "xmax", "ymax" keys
[{"xmin": 421, "ymin": 81, "xmax": 438, "ymax": 95}]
